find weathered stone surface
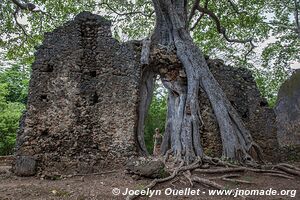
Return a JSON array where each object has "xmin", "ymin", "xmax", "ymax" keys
[
  {"xmin": 279, "ymin": 145, "xmax": 300, "ymax": 162},
  {"xmin": 14, "ymin": 12, "xmax": 141, "ymax": 176},
  {"xmin": 150, "ymin": 50, "xmax": 279, "ymax": 162},
  {"xmin": 14, "ymin": 12, "xmax": 280, "ymax": 176},
  {"xmin": 0, "ymin": 156, "xmax": 15, "ymax": 166},
  {"xmin": 13, "ymin": 156, "xmax": 36, "ymax": 176},
  {"xmin": 199, "ymin": 59, "xmax": 279, "ymax": 162},
  {"xmin": 126, "ymin": 158, "xmax": 168, "ymax": 178},
  {"xmin": 275, "ymin": 70, "xmax": 300, "ymax": 146}
]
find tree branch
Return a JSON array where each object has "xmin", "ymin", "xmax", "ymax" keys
[
  {"xmin": 11, "ymin": 0, "xmax": 41, "ymax": 12},
  {"xmin": 294, "ymin": 0, "xmax": 300, "ymax": 38},
  {"xmin": 190, "ymin": 13, "xmax": 205, "ymax": 31},
  {"xmin": 196, "ymin": 6, "xmax": 223, "ymax": 33},
  {"xmin": 187, "ymin": 0, "xmax": 209, "ymax": 27},
  {"xmin": 267, "ymin": 21, "xmax": 296, "ymax": 30},
  {"xmin": 227, "ymin": 0, "xmax": 248, "ymax": 15},
  {"xmin": 195, "ymin": 4, "xmax": 256, "ymax": 58},
  {"xmin": 12, "ymin": 7, "xmax": 28, "ymax": 38},
  {"xmin": 187, "ymin": 0, "xmax": 200, "ymax": 25},
  {"xmin": 11, "ymin": 0, "xmax": 53, "ymax": 18},
  {"xmin": 10, "ymin": 0, "xmax": 53, "ymax": 37}
]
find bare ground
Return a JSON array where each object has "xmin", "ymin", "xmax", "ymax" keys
[{"xmin": 0, "ymin": 162, "xmax": 299, "ymax": 200}]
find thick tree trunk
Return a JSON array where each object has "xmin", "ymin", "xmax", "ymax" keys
[
  {"xmin": 137, "ymin": 0, "xmax": 261, "ymax": 163},
  {"xmin": 136, "ymin": 68, "xmax": 156, "ymax": 155}
]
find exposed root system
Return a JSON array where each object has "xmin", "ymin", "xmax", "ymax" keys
[{"xmin": 126, "ymin": 157, "xmax": 299, "ymax": 200}]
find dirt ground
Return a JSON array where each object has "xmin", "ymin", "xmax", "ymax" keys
[{"xmin": 0, "ymin": 161, "xmax": 299, "ymax": 200}]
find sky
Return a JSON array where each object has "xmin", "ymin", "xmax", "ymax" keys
[
  {"xmin": 255, "ymin": 36, "xmax": 300, "ymax": 69},
  {"xmin": 0, "ymin": 3, "xmax": 299, "ymax": 70}
]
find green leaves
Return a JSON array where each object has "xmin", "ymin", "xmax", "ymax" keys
[
  {"xmin": 0, "ymin": 65, "xmax": 29, "ymax": 155},
  {"xmin": 0, "ymin": 65, "xmax": 30, "ymax": 103},
  {"xmin": 144, "ymin": 82, "xmax": 167, "ymax": 154},
  {"xmin": 0, "ymin": 100, "xmax": 24, "ymax": 155},
  {"xmin": 1, "ymin": 0, "xmax": 96, "ymax": 66},
  {"xmin": 0, "ymin": 0, "xmax": 300, "ymax": 115},
  {"xmin": 191, "ymin": 0, "xmax": 299, "ymax": 106}
]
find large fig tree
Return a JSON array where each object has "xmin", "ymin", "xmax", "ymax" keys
[
  {"xmin": 1, "ymin": 0, "xmax": 299, "ymax": 164},
  {"xmin": 136, "ymin": 0, "xmax": 261, "ymax": 164}
]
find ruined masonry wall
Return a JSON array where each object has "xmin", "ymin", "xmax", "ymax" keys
[
  {"xmin": 14, "ymin": 12, "xmax": 281, "ymax": 176},
  {"xmin": 200, "ymin": 59, "xmax": 279, "ymax": 162},
  {"xmin": 275, "ymin": 70, "xmax": 300, "ymax": 147},
  {"xmin": 14, "ymin": 12, "xmax": 141, "ymax": 176}
]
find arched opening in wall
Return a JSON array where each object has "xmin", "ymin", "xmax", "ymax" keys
[{"xmin": 144, "ymin": 80, "xmax": 168, "ymax": 155}]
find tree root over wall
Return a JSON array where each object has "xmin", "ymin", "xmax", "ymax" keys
[{"xmin": 126, "ymin": 156, "xmax": 300, "ymax": 200}]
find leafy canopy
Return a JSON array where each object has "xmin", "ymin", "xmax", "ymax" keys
[
  {"xmin": 0, "ymin": 0, "xmax": 299, "ymax": 154},
  {"xmin": 1, "ymin": 0, "xmax": 299, "ymax": 103},
  {"xmin": 0, "ymin": 65, "xmax": 29, "ymax": 155}
]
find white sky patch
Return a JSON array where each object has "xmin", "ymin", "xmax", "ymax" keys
[
  {"xmin": 291, "ymin": 62, "xmax": 300, "ymax": 69},
  {"xmin": 0, "ymin": 6, "xmax": 299, "ymax": 70}
]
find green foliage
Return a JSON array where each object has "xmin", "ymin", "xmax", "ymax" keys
[
  {"xmin": 192, "ymin": 0, "xmax": 270, "ymax": 63},
  {"xmin": 1, "ymin": 0, "xmax": 299, "ymax": 106},
  {"xmin": 0, "ymin": 0, "xmax": 96, "ymax": 66},
  {"xmin": 0, "ymin": 1, "xmax": 299, "ymax": 155},
  {"xmin": 281, "ymin": 145, "xmax": 300, "ymax": 162},
  {"xmin": 254, "ymin": 66, "xmax": 289, "ymax": 107},
  {"xmin": 0, "ymin": 100, "xmax": 24, "ymax": 155},
  {"xmin": 257, "ymin": 0, "xmax": 299, "ymax": 105},
  {"xmin": 190, "ymin": 0, "xmax": 299, "ymax": 106},
  {"xmin": 0, "ymin": 65, "xmax": 29, "ymax": 155},
  {"xmin": 0, "ymin": 65, "xmax": 30, "ymax": 104},
  {"xmin": 144, "ymin": 82, "xmax": 167, "ymax": 154}
]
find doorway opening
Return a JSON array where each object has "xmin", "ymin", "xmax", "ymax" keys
[{"xmin": 144, "ymin": 80, "xmax": 168, "ymax": 155}]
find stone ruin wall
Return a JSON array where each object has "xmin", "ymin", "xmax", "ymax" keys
[
  {"xmin": 275, "ymin": 70, "xmax": 300, "ymax": 146},
  {"xmin": 200, "ymin": 59, "xmax": 279, "ymax": 162},
  {"xmin": 14, "ymin": 12, "xmax": 281, "ymax": 176},
  {"xmin": 14, "ymin": 12, "xmax": 141, "ymax": 176},
  {"xmin": 275, "ymin": 70, "xmax": 300, "ymax": 161}
]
